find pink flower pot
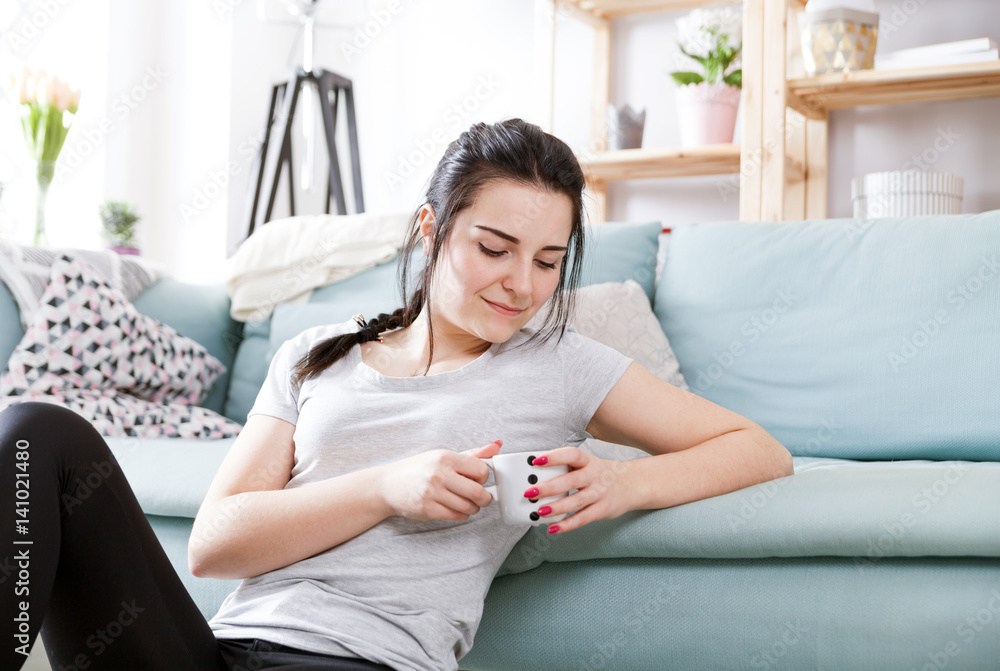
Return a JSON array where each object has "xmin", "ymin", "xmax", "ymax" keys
[
  {"xmin": 109, "ymin": 246, "xmax": 140, "ymax": 256},
  {"xmin": 675, "ymin": 82, "xmax": 741, "ymax": 148}
]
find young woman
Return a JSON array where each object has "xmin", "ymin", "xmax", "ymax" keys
[{"xmin": 0, "ymin": 119, "xmax": 792, "ymax": 671}]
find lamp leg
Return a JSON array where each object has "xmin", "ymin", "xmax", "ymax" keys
[
  {"xmin": 246, "ymin": 82, "xmax": 284, "ymax": 238},
  {"xmin": 318, "ymin": 72, "xmax": 347, "ymax": 215},
  {"xmin": 264, "ymin": 71, "xmax": 305, "ymax": 224},
  {"xmin": 344, "ymin": 83, "xmax": 364, "ymax": 213}
]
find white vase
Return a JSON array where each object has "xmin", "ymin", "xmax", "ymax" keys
[{"xmin": 675, "ymin": 82, "xmax": 741, "ymax": 148}]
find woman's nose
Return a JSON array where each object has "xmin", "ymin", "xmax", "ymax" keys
[{"xmin": 502, "ymin": 259, "xmax": 532, "ymax": 295}]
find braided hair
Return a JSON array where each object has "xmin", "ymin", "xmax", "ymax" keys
[{"xmin": 290, "ymin": 118, "xmax": 588, "ymax": 388}]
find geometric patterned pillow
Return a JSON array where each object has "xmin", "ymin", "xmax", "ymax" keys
[
  {"xmin": 1, "ymin": 388, "xmax": 243, "ymax": 439},
  {"xmin": 0, "ymin": 255, "xmax": 244, "ymax": 438},
  {"xmin": 2, "ymin": 254, "xmax": 224, "ymax": 405}
]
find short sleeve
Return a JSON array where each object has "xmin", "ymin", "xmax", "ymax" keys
[
  {"xmin": 247, "ymin": 337, "xmax": 303, "ymax": 425},
  {"xmin": 561, "ymin": 325, "xmax": 634, "ymax": 433}
]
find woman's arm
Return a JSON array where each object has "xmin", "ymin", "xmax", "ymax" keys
[
  {"xmin": 188, "ymin": 414, "xmax": 394, "ymax": 580},
  {"xmin": 586, "ymin": 362, "xmax": 793, "ymax": 510},
  {"xmin": 530, "ymin": 362, "xmax": 793, "ymax": 534},
  {"xmin": 189, "ymin": 415, "xmax": 501, "ymax": 580}
]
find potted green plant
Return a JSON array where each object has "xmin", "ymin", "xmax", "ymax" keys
[
  {"xmin": 99, "ymin": 200, "xmax": 141, "ymax": 255},
  {"xmin": 669, "ymin": 6, "xmax": 743, "ymax": 148}
]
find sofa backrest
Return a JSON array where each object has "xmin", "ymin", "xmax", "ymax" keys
[
  {"xmin": 222, "ymin": 221, "xmax": 664, "ymax": 425},
  {"xmin": 0, "ymin": 282, "xmax": 21, "ymax": 375},
  {"xmin": 654, "ymin": 211, "xmax": 1000, "ymax": 461}
]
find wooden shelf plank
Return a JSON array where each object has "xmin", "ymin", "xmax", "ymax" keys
[
  {"xmin": 578, "ymin": 145, "xmax": 741, "ymax": 181},
  {"xmin": 565, "ymin": 0, "xmax": 805, "ymax": 19},
  {"xmin": 789, "ymin": 61, "xmax": 1000, "ymax": 110},
  {"xmin": 567, "ymin": 0, "xmax": 733, "ymax": 19}
]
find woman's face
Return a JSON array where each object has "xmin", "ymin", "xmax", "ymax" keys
[{"xmin": 422, "ymin": 180, "xmax": 573, "ymax": 347}]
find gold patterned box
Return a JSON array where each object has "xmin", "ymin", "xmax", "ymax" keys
[{"xmin": 799, "ymin": 7, "xmax": 879, "ymax": 75}]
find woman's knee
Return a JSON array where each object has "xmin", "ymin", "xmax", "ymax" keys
[{"xmin": 0, "ymin": 401, "xmax": 111, "ymax": 462}]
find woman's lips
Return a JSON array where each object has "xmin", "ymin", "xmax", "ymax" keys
[{"xmin": 484, "ymin": 298, "xmax": 524, "ymax": 317}]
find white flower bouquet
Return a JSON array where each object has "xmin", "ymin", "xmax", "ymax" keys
[
  {"xmin": 6, "ymin": 65, "xmax": 81, "ymax": 245},
  {"xmin": 670, "ymin": 6, "xmax": 743, "ymax": 88},
  {"xmin": 9, "ymin": 65, "xmax": 81, "ymax": 163}
]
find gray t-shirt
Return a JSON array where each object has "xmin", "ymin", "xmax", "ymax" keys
[{"xmin": 208, "ymin": 318, "xmax": 633, "ymax": 670}]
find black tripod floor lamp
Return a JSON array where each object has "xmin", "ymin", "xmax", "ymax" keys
[{"xmin": 244, "ymin": 67, "xmax": 365, "ymax": 238}]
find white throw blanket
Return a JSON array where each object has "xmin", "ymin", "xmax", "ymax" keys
[{"xmin": 224, "ymin": 212, "xmax": 412, "ymax": 322}]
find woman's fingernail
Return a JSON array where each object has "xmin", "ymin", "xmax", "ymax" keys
[
  {"xmin": 533, "ymin": 456, "xmax": 548, "ymax": 465},
  {"xmin": 493, "ymin": 440, "xmax": 503, "ymax": 447},
  {"xmin": 538, "ymin": 506, "xmax": 552, "ymax": 516},
  {"xmin": 523, "ymin": 487, "xmax": 539, "ymax": 498},
  {"xmin": 548, "ymin": 525, "xmax": 560, "ymax": 534}
]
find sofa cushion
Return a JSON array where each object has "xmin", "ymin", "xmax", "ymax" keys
[
  {"xmin": 267, "ymin": 259, "xmax": 402, "ymax": 361},
  {"xmin": 575, "ymin": 221, "xmax": 662, "ymax": 301},
  {"xmin": 654, "ymin": 212, "xmax": 1000, "ymax": 461},
  {"xmin": 105, "ymin": 436, "xmax": 236, "ymax": 518},
  {"xmin": 223, "ymin": 258, "xmax": 402, "ymax": 422},
  {"xmin": 223, "ymin": 332, "xmax": 271, "ymax": 425},
  {"xmin": 109, "ymin": 440, "xmax": 1000, "ymax": 569},
  {"xmin": 497, "ymin": 457, "xmax": 1000, "ymax": 577},
  {"xmin": 524, "ymin": 279, "xmax": 688, "ymax": 461},
  {"xmin": 0, "ymin": 280, "xmax": 21, "ymax": 375},
  {"xmin": 132, "ymin": 279, "xmax": 242, "ymax": 418},
  {"xmin": 526, "ymin": 279, "xmax": 687, "ymax": 390}
]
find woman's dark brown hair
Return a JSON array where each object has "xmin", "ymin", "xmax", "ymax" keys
[{"xmin": 290, "ymin": 118, "xmax": 588, "ymax": 387}]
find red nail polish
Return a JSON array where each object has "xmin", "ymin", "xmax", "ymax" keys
[
  {"xmin": 533, "ymin": 456, "xmax": 548, "ymax": 465},
  {"xmin": 538, "ymin": 506, "xmax": 552, "ymax": 516},
  {"xmin": 548, "ymin": 525, "xmax": 560, "ymax": 534},
  {"xmin": 493, "ymin": 440, "xmax": 503, "ymax": 447},
  {"xmin": 523, "ymin": 487, "xmax": 539, "ymax": 498}
]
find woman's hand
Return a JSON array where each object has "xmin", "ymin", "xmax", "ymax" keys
[
  {"xmin": 377, "ymin": 440, "xmax": 502, "ymax": 523},
  {"xmin": 527, "ymin": 446, "xmax": 636, "ymax": 535}
]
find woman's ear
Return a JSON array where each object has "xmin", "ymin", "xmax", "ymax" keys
[{"xmin": 419, "ymin": 205, "xmax": 435, "ymax": 255}]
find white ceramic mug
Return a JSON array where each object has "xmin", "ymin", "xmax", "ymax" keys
[{"xmin": 482, "ymin": 452, "xmax": 569, "ymax": 526}]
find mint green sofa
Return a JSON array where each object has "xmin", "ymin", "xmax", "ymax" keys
[{"xmin": 2, "ymin": 214, "xmax": 998, "ymax": 670}]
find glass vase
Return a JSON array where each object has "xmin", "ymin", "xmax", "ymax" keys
[{"xmin": 34, "ymin": 160, "xmax": 57, "ymax": 247}]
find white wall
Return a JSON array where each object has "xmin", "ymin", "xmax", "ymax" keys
[
  {"xmin": 1, "ymin": 0, "xmax": 998, "ymax": 284},
  {"xmin": 104, "ymin": 0, "xmax": 233, "ymax": 282}
]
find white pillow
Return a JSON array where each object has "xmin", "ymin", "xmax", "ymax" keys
[{"xmin": 526, "ymin": 279, "xmax": 688, "ymax": 461}]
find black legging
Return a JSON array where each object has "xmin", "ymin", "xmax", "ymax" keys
[{"xmin": 1, "ymin": 402, "xmax": 396, "ymax": 671}]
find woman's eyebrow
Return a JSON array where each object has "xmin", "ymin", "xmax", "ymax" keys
[{"xmin": 473, "ymin": 225, "xmax": 568, "ymax": 252}]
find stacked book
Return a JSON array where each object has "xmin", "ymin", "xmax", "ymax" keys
[{"xmin": 874, "ymin": 37, "xmax": 998, "ymax": 71}]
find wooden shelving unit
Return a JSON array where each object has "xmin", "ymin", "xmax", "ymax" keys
[
  {"xmin": 577, "ymin": 144, "xmax": 742, "ymax": 181},
  {"xmin": 535, "ymin": 0, "xmax": 802, "ymax": 224},
  {"xmin": 788, "ymin": 61, "xmax": 1000, "ymax": 110},
  {"xmin": 537, "ymin": 0, "xmax": 1000, "ymax": 223}
]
